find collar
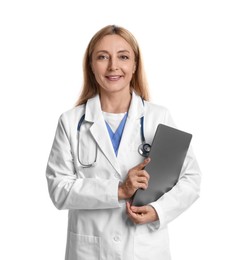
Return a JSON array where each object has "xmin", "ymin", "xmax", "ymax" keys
[{"xmin": 84, "ymin": 91, "xmax": 145, "ymax": 123}]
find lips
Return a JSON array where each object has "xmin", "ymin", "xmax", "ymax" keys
[{"xmin": 106, "ymin": 75, "xmax": 122, "ymax": 81}]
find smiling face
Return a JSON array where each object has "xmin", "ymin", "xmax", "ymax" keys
[{"xmin": 91, "ymin": 34, "xmax": 136, "ymax": 96}]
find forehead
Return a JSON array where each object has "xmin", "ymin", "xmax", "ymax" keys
[{"xmin": 94, "ymin": 34, "xmax": 134, "ymax": 53}]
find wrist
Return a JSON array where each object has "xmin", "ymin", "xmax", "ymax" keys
[{"xmin": 118, "ymin": 185, "xmax": 128, "ymax": 200}]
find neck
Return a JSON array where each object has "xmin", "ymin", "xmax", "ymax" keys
[{"xmin": 100, "ymin": 91, "xmax": 132, "ymax": 113}]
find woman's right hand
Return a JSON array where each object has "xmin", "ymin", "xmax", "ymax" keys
[{"xmin": 118, "ymin": 158, "xmax": 151, "ymax": 200}]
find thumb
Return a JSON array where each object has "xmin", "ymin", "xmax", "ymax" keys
[{"xmin": 134, "ymin": 157, "xmax": 151, "ymax": 170}]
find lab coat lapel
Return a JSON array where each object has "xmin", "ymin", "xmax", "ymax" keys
[
  {"xmin": 117, "ymin": 92, "xmax": 145, "ymax": 159},
  {"xmin": 85, "ymin": 95, "xmax": 122, "ymax": 175}
]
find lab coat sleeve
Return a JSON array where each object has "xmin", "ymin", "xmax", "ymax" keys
[
  {"xmin": 46, "ymin": 114, "xmax": 120, "ymax": 210},
  {"xmin": 148, "ymin": 109, "xmax": 201, "ymax": 230},
  {"xmin": 150, "ymin": 147, "xmax": 201, "ymax": 229}
]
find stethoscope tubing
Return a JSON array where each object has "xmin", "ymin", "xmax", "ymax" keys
[
  {"xmin": 77, "ymin": 114, "xmax": 97, "ymax": 167},
  {"xmin": 77, "ymin": 103, "xmax": 151, "ymax": 167}
]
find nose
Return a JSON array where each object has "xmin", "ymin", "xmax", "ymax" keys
[{"xmin": 108, "ymin": 57, "xmax": 119, "ymax": 71}]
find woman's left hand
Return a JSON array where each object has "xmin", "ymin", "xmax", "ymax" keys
[{"xmin": 126, "ymin": 201, "xmax": 159, "ymax": 225}]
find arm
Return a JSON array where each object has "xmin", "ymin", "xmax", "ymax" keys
[
  {"xmin": 118, "ymin": 158, "xmax": 151, "ymax": 200},
  {"xmin": 120, "ymin": 158, "xmax": 158, "ymax": 225},
  {"xmin": 126, "ymin": 147, "xmax": 201, "ymax": 227},
  {"xmin": 149, "ymin": 146, "xmax": 201, "ymax": 228},
  {"xmin": 46, "ymin": 115, "xmax": 120, "ymax": 210},
  {"xmin": 126, "ymin": 107, "xmax": 201, "ymax": 227}
]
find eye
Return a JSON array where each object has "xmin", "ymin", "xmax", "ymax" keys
[
  {"xmin": 97, "ymin": 54, "xmax": 109, "ymax": 60},
  {"xmin": 119, "ymin": 55, "xmax": 129, "ymax": 60}
]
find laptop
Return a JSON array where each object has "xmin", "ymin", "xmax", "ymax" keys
[{"xmin": 131, "ymin": 124, "xmax": 192, "ymax": 206}]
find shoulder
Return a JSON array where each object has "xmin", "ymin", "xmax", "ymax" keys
[
  {"xmin": 60, "ymin": 105, "xmax": 85, "ymax": 118},
  {"xmin": 144, "ymin": 100, "xmax": 171, "ymax": 119},
  {"xmin": 144, "ymin": 100, "xmax": 169, "ymax": 114},
  {"xmin": 58, "ymin": 105, "xmax": 85, "ymax": 130},
  {"xmin": 144, "ymin": 100, "xmax": 175, "ymax": 127}
]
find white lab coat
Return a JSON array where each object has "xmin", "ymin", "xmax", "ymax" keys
[{"xmin": 46, "ymin": 91, "xmax": 201, "ymax": 260}]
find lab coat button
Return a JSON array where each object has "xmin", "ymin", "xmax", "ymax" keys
[{"xmin": 113, "ymin": 236, "xmax": 120, "ymax": 242}]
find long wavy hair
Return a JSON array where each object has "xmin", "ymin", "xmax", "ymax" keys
[{"xmin": 75, "ymin": 25, "xmax": 149, "ymax": 106}]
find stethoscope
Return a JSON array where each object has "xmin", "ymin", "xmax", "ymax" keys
[{"xmin": 77, "ymin": 108, "xmax": 151, "ymax": 167}]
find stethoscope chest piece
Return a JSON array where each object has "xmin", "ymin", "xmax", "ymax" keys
[{"xmin": 138, "ymin": 142, "xmax": 151, "ymax": 157}]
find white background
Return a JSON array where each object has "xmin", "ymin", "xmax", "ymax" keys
[{"xmin": 0, "ymin": 0, "xmax": 239, "ymax": 259}]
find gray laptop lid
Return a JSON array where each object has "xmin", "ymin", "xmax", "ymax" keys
[{"xmin": 131, "ymin": 124, "xmax": 192, "ymax": 206}]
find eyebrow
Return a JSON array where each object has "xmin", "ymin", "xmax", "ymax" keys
[{"xmin": 95, "ymin": 50, "xmax": 130, "ymax": 54}]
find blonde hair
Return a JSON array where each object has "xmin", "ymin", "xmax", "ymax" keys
[{"xmin": 76, "ymin": 25, "xmax": 149, "ymax": 106}]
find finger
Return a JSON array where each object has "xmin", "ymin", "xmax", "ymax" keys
[
  {"xmin": 131, "ymin": 205, "xmax": 148, "ymax": 214},
  {"xmin": 137, "ymin": 182, "xmax": 148, "ymax": 190},
  {"xmin": 136, "ymin": 176, "xmax": 149, "ymax": 184},
  {"xmin": 126, "ymin": 201, "xmax": 131, "ymax": 212},
  {"xmin": 126, "ymin": 201, "xmax": 136, "ymax": 217},
  {"xmin": 126, "ymin": 203, "xmax": 146, "ymax": 224},
  {"xmin": 126, "ymin": 202, "xmax": 140, "ymax": 217},
  {"xmin": 126, "ymin": 201, "xmax": 132, "ymax": 211},
  {"xmin": 133, "ymin": 158, "xmax": 151, "ymax": 171},
  {"xmin": 131, "ymin": 205, "xmax": 159, "ymax": 224},
  {"xmin": 136, "ymin": 170, "xmax": 150, "ymax": 181}
]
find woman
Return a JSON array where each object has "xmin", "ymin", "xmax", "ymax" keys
[{"xmin": 46, "ymin": 25, "xmax": 201, "ymax": 260}]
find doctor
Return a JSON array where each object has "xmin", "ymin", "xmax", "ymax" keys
[{"xmin": 46, "ymin": 25, "xmax": 201, "ymax": 260}]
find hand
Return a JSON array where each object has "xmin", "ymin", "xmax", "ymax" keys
[
  {"xmin": 126, "ymin": 201, "xmax": 159, "ymax": 225},
  {"xmin": 118, "ymin": 158, "xmax": 151, "ymax": 200}
]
